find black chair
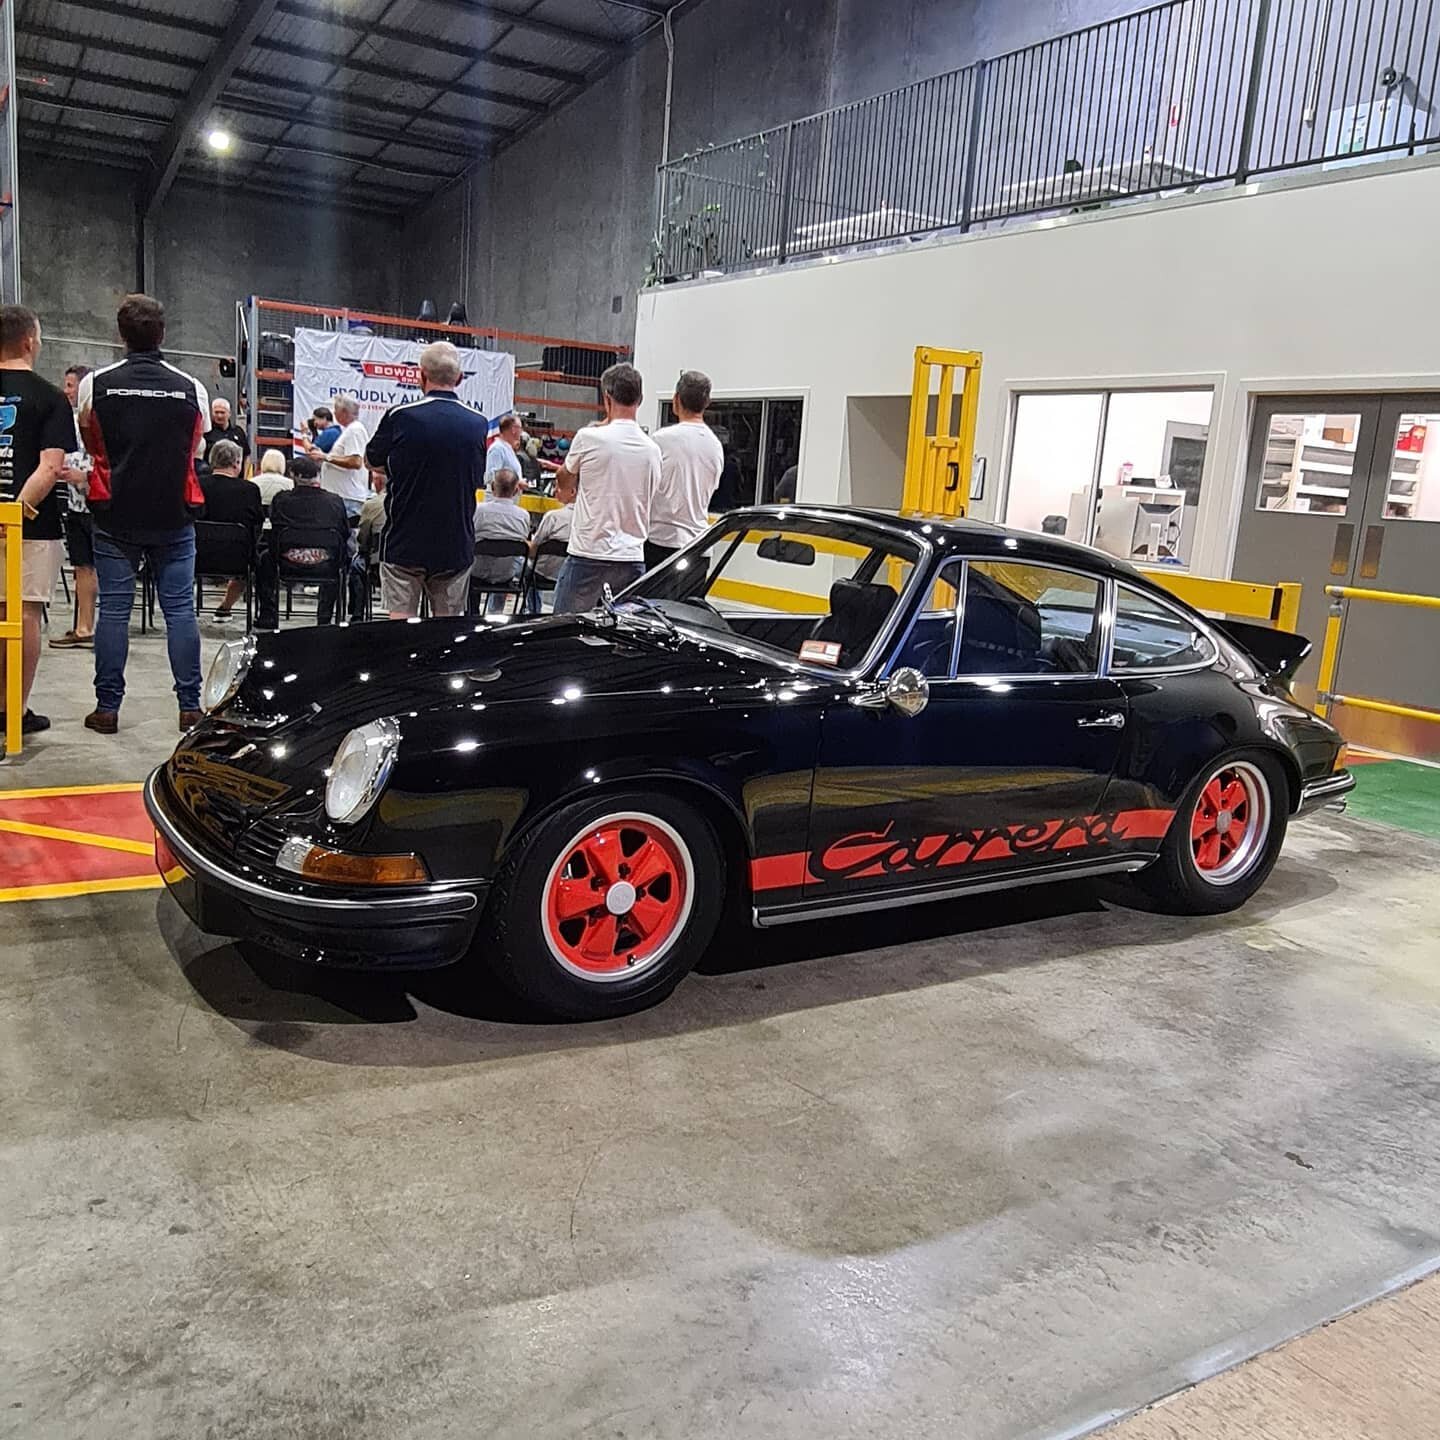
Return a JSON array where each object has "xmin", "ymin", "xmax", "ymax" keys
[
  {"xmin": 277, "ymin": 545, "xmax": 346, "ymax": 626},
  {"xmin": 194, "ymin": 520, "xmax": 256, "ymax": 630},
  {"xmin": 528, "ymin": 538, "xmax": 569, "ymax": 610},
  {"xmin": 469, "ymin": 538, "xmax": 533, "ymax": 616}
]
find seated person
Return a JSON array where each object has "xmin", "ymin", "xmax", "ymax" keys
[
  {"xmin": 258, "ymin": 456, "xmax": 351, "ymax": 629},
  {"xmin": 200, "ymin": 439, "xmax": 263, "ymax": 620},
  {"xmin": 350, "ymin": 477, "xmax": 387, "ymax": 619},
  {"xmin": 472, "ymin": 467, "xmax": 533, "ymax": 613},
  {"xmin": 530, "ymin": 496, "xmax": 573, "ymax": 593},
  {"xmin": 253, "ymin": 448, "xmax": 292, "ymax": 508}
]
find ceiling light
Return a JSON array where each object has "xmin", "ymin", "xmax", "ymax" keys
[{"xmin": 205, "ymin": 128, "xmax": 233, "ymax": 154}]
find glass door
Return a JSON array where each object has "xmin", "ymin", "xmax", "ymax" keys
[{"xmin": 1231, "ymin": 396, "xmax": 1384, "ymax": 692}]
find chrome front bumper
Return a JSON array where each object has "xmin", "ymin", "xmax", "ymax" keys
[{"xmin": 1296, "ymin": 769, "xmax": 1356, "ymax": 816}]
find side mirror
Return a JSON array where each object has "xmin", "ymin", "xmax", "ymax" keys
[{"xmin": 887, "ymin": 667, "xmax": 929, "ymax": 717}]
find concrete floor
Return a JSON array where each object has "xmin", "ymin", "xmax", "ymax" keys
[{"xmin": 5, "ymin": 626, "xmax": 1440, "ymax": 1439}]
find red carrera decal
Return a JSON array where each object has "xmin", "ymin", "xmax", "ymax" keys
[{"xmin": 750, "ymin": 808, "xmax": 1175, "ymax": 892}]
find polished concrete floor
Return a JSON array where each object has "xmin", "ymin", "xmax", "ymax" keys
[{"xmin": 4, "ymin": 626, "xmax": 1440, "ymax": 1439}]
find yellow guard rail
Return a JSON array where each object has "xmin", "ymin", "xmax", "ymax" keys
[
  {"xmin": 1, "ymin": 500, "xmax": 23, "ymax": 757},
  {"xmin": 1315, "ymin": 585, "xmax": 1440, "ymax": 726},
  {"xmin": 1139, "ymin": 569, "xmax": 1302, "ymax": 636}
]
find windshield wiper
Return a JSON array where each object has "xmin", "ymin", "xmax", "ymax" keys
[{"xmin": 619, "ymin": 594, "xmax": 680, "ymax": 638}]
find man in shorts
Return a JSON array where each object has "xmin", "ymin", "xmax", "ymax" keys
[
  {"xmin": 366, "ymin": 341, "xmax": 488, "ymax": 619},
  {"xmin": 0, "ymin": 306, "xmax": 78, "ymax": 737}
]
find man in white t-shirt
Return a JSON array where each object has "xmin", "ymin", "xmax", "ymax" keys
[
  {"xmin": 308, "ymin": 392, "xmax": 370, "ymax": 518},
  {"xmin": 552, "ymin": 363, "xmax": 661, "ymax": 615},
  {"xmin": 648, "ymin": 369, "xmax": 724, "ymax": 570},
  {"xmin": 485, "ymin": 414, "xmax": 524, "ymax": 492}
]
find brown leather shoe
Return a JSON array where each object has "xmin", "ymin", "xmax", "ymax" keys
[
  {"xmin": 84, "ymin": 710, "xmax": 119, "ymax": 734},
  {"xmin": 178, "ymin": 710, "xmax": 204, "ymax": 732}
]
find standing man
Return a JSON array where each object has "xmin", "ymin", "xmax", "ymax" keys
[
  {"xmin": 77, "ymin": 293, "xmax": 209, "ymax": 734},
  {"xmin": 203, "ymin": 395, "xmax": 250, "ymax": 468},
  {"xmin": 648, "ymin": 369, "xmax": 724, "ymax": 569},
  {"xmin": 552, "ymin": 363, "xmax": 660, "ymax": 615},
  {"xmin": 0, "ymin": 307, "xmax": 79, "ymax": 738},
  {"xmin": 308, "ymin": 405, "xmax": 341, "ymax": 453},
  {"xmin": 366, "ymin": 342, "xmax": 488, "ymax": 620},
  {"xmin": 309, "ymin": 393, "xmax": 369, "ymax": 518},
  {"xmin": 51, "ymin": 363, "xmax": 97, "ymax": 648},
  {"xmin": 485, "ymin": 414, "xmax": 524, "ymax": 491}
]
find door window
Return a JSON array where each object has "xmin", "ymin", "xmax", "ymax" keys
[
  {"xmin": 893, "ymin": 560, "xmax": 963, "ymax": 677},
  {"xmin": 1382, "ymin": 413, "xmax": 1440, "ymax": 522},
  {"xmin": 1111, "ymin": 583, "xmax": 1216, "ymax": 672},
  {"xmin": 1254, "ymin": 412, "xmax": 1362, "ymax": 515},
  {"xmin": 957, "ymin": 562, "xmax": 1103, "ymax": 677}
]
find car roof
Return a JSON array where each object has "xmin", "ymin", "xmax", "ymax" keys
[{"xmin": 729, "ymin": 504, "xmax": 1152, "ymax": 583}]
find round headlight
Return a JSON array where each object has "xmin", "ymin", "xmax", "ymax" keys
[
  {"xmin": 325, "ymin": 717, "xmax": 401, "ymax": 824},
  {"xmin": 202, "ymin": 635, "xmax": 257, "ymax": 713}
]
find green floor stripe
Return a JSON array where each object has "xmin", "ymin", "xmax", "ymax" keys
[{"xmin": 1344, "ymin": 760, "xmax": 1440, "ymax": 841}]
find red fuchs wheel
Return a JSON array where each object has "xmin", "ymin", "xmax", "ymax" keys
[
  {"xmin": 541, "ymin": 813, "xmax": 696, "ymax": 981},
  {"xmin": 1189, "ymin": 760, "xmax": 1271, "ymax": 886}
]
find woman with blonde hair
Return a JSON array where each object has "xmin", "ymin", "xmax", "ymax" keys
[{"xmin": 254, "ymin": 447, "xmax": 291, "ymax": 507}]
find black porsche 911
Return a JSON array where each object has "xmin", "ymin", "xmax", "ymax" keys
[{"xmin": 147, "ymin": 506, "xmax": 1354, "ymax": 1019}]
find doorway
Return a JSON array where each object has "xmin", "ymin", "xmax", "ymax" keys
[{"xmin": 1232, "ymin": 394, "xmax": 1440, "ymax": 757}]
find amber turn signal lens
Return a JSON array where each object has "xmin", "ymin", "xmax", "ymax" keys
[
  {"xmin": 299, "ymin": 847, "xmax": 429, "ymax": 885},
  {"xmin": 1332, "ymin": 745, "xmax": 1349, "ymax": 772}
]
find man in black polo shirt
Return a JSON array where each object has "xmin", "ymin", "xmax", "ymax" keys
[
  {"xmin": 203, "ymin": 396, "xmax": 250, "ymax": 470},
  {"xmin": 77, "ymin": 293, "xmax": 209, "ymax": 734},
  {"xmin": 366, "ymin": 341, "xmax": 488, "ymax": 619},
  {"xmin": 0, "ymin": 305, "xmax": 77, "ymax": 739}
]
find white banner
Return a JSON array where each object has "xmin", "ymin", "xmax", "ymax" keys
[{"xmin": 292, "ymin": 328, "xmax": 515, "ymax": 439}]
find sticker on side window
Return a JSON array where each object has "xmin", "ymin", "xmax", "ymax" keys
[{"xmin": 799, "ymin": 639, "xmax": 842, "ymax": 666}]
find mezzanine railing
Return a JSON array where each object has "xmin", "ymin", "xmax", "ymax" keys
[{"xmin": 652, "ymin": 0, "xmax": 1439, "ymax": 281}]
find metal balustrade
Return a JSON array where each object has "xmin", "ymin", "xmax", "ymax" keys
[{"xmin": 652, "ymin": 0, "xmax": 1440, "ymax": 281}]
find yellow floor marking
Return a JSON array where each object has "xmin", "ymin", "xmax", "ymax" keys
[
  {"xmin": 0, "ymin": 874, "xmax": 163, "ymax": 903},
  {"xmin": 0, "ymin": 781, "xmax": 145, "ymax": 802},
  {"xmin": 0, "ymin": 818, "xmax": 154, "ymax": 856}
]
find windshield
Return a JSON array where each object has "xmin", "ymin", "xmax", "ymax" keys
[{"xmin": 626, "ymin": 515, "xmax": 924, "ymax": 672}]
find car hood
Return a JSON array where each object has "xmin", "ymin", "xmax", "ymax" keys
[{"xmin": 223, "ymin": 612, "xmax": 815, "ymax": 731}]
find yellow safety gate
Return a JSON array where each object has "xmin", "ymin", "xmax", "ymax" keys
[
  {"xmin": 1139, "ymin": 569, "xmax": 1303, "ymax": 636},
  {"xmin": 1316, "ymin": 586, "xmax": 1440, "ymax": 729},
  {"xmin": 902, "ymin": 346, "xmax": 982, "ymax": 518},
  {"xmin": 1, "ymin": 500, "xmax": 22, "ymax": 757}
]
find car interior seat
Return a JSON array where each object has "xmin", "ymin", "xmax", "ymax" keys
[{"xmin": 808, "ymin": 579, "xmax": 897, "ymax": 667}]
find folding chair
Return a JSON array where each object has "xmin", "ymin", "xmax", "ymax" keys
[
  {"xmin": 469, "ymin": 538, "xmax": 533, "ymax": 616},
  {"xmin": 529, "ymin": 538, "xmax": 569, "ymax": 611},
  {"xmin": 194, "ymin": 520, "xmax": 256, "ymax": 631},
  {"xmin": 277, "ymin": 546, "xmax": 346, "ymax": 626}
]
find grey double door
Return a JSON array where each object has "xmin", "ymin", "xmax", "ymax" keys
[{"xmin": 1233, "ymin": 393, "xmax": 1440, "ymax": 756}]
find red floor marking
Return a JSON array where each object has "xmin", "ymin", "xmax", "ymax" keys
[
  {"xmin": 0, "ymin": 786, "xmax": 156, "ymax": 899},
  {"xmin": 0, "ymin": 791, "xmax": 154, "ymax": 844},
  {"xmin": 3, "ymin": 831, "xmax": 157, "ymax": 888}
]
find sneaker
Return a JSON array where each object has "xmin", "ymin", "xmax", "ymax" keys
[
  {"xmin": 84, "ymin": 709, "xmax": 119, "ymax": 734},
  {"xmin": 213, "ymin": 608, "xmax": 232, "ymax": 621},
  {"xmin": 49, "ymin": 630, "xmax": 94, "ymax": 648},
  {"xmin": 178, "ymin": 710, "xmax": 205, "ymax": 732},
  {"xmin": 1, "ymin": 710, "xmax": 52, "ymax": 735}
]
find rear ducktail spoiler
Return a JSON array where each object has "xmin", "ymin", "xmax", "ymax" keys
[{"xmin": 1212, "ymin": 619, "xmax": 1312, "ymax": 684}]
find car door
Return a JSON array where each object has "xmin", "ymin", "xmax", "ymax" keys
[{"xmin": 804, "ymin": 557, "xmax": 1131, "ymax": 906}]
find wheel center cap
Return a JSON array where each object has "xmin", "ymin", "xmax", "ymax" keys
[
  {"xmin": 1216, "ymin": 810, "xmax": 1234, "ymax": 835},
  {"xmin": 604, "ymin": 880, "xmax": 637, "ymax": 915}
]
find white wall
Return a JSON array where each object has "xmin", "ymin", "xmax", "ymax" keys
[{"xmin": 634, "ymin": 157, "xmax": 1440, "ymax": 579}]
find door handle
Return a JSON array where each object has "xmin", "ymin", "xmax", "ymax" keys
[
  {"xmin": 1077, "ymin": 711, "xmax": 1125, "ymax": 730},
  {"xmin": 1330, "ymin": 523, "xmax": 1354, "ymax": 577},
  {"xmin": 1359, "ymin": 524, "xmax": 1384, "ymax": 580}
]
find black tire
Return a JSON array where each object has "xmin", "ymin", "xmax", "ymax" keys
[
  {"xmin": 1136, "ymin": 750, "xmax": 1289, "ymax": 915},
  {"xmin": 479, "ymin": 789, "xmax": 725, "ymax": 1020}
]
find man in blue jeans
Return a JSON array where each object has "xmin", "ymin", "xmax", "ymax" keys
[
  {"xmin": 76, "ymin": 294, "xmax": 208, "ymax": 733},
  {"xmin": 552, "ymin": 363, "xmax": 661, "ymax": 615}
]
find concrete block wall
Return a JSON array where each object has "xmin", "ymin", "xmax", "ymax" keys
[
  {"xmin": 398, "ymin": 0, "xmax": 1142, "ymax": 350},
  {"xmin": 21, "ymin": 154, "xmax": 404, "ymax": 401}
]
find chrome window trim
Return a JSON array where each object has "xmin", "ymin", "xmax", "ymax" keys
[{"xmin": 1108, "ymin": 577, "xmax": 1222, "ymax": 679}]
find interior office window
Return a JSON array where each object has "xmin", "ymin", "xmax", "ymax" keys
[
  {"xmin": 957, "ymin": 562, "xmax": 1102, "ymax": 676},
  {"xmin": 658, "ymin": 396, "xmax": 805, "ymax": 510},
  {"xmin": 1255, "ymin": 412, "xmax": 1361, "ymax": 515},
  {"xmin": 1005, "ymin": 389, "xmax": 1214, "ymax": 566},
  {"xmin": 1384, "ymin": 413, "xmax": 1440, "ymax": 522},
  {"xmin": 1111, "ymin": 583, "xmax": 1216, "ymax": 672}
]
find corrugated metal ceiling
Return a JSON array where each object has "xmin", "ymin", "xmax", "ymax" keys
[{"xmin": 15, "ymin": 0, "xmax": 687, "ymax": 213}]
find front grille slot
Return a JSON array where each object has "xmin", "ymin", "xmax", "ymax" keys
[{"xmin": 235, "ymin": 818, "xmax": 294, "ymax": 870}]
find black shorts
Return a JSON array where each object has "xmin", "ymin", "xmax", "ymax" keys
[{"xmin": 63, "ymin": 509, "xmax": 95, "ymax": 569}]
